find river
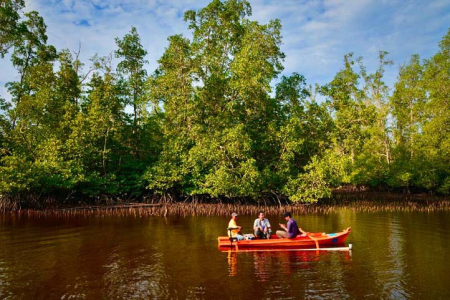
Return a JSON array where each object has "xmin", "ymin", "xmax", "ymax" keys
[{"xmin": 1, "ymin": 210, "xmax": 449, "ymax": 299}]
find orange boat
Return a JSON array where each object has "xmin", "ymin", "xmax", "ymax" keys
[{"xmin": 218, "ymin": 227, "xmax": 351, "ymax": 250}]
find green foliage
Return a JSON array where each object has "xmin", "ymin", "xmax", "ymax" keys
[
  {"xmin": 1, "ymin": 0, "xmax": 450, "ymax": 206},
  {"xmin": 189, "ymin": 124, "xmax": 262, "ymax": 198},
  {"xmin": 320, "ymin": 53, "xmax": 373, "ymax": 164},
  {"xmin": 146, "ymin": 0, "xmax": 284, "ymax": 199},
  {"xmin": 284, "ymin": 150, "xmax": 351, "ymax": 202},
  {"xmin": 0, "ymin": 0, "xmax": 25, "ymax": 57}
]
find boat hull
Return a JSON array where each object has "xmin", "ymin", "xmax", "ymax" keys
[{"xmin": 218, "ymin": 227, "xmax": 351, "ymax": 250}]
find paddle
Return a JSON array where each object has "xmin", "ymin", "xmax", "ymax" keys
[{"xmin": 306, "ymin": 234, "xmax": 319, "ymax": 249}]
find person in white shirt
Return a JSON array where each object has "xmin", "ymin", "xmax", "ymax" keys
[{"xmin": 253, "ymin": 211, "xmax": 271, "ymax": 239}]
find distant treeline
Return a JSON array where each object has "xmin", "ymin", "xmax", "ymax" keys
[{"xmin": 1, "ymin": 0, "xmax": 449, "ymax": 208}]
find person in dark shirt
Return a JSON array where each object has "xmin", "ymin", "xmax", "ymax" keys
[{"xmin": 276, "ymin": 212, "xmax": 307, "ymax": 238}]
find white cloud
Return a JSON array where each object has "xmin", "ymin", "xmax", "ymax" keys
[
  {"xmin": 0, "ymin": 85, "xmax": 11, "ymax": 102},
  {"xmin": 250, "ymin": 0, "xmax": 450, "ymax": 88},
  {"xmin": 1, "ymin": 0, "xmax": 449, "ymax": 103}
]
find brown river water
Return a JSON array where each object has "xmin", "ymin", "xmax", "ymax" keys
[{"xmin": 1, "ymin": 210, "xmax": 449, "ymax": 299}]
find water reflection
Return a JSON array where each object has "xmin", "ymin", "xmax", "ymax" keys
[
  {"xmin": 102, "ymin": 249, "xmax": 170, "ymax": 299},
  {"xmin": 253, "ymin": 252, "xmax": 271, "ymax": 280},
  {"xmin": 1, "ymin": 211, "xmax": 449, "ymax": 299},
  {"xmin": 227, "ymin": 251, "xmax": 238, "ymax": 276},
  {"xmin": 383, "ymin": 214, "xmax": 410, "ymax": 299},
  {"xmin": 226, "ymin": 249, "xmax": 352, "ymax": 277},
  {"xmin": 223, "ymin": 249, "xmax": 354, "ymax": 298}
]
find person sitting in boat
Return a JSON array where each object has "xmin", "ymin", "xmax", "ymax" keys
[
  {"xmin": 253, "ymin": 211, "xmax": 272, "ymax": 239},
  {"xmin": 228, "ymin": 212, "xmax": 244, "ymax": 241},
  {"xmin": 276, "ymin": 212, "xmax": 307, "ymax": 238}
]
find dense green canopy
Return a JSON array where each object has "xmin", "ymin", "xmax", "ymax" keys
[{"xmin": 1, "ymin": 0, "xmax": 449, "ymax": 206}]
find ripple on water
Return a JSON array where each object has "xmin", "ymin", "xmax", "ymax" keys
[
  {"xmin": 0, "ymin": 212, "xmax": 449, "ymax": 299},
  {"xmin": 101, "ymin": 248, "xmax": 170, "ymax": 299}
]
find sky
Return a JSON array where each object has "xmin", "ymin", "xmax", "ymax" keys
[{"xmin": 1, "ymin": 0, "xmax": 450, "ymax": 101}]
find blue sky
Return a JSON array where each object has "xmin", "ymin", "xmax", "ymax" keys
[{"xmin": 1, "ymin": 0, "xmax": 450, "ymax": 101}]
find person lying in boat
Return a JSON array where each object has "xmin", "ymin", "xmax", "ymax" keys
[
  {"xmin": 253, "ymin": 211, "xmax": 272, "ymax": 239},
  {"xmin": 276, "ymin": 212, "xmax": 307, "ymax": 239},
  {"xmin": 228, "ymin": 212, "xmax": 244, "ymax": 241}
]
